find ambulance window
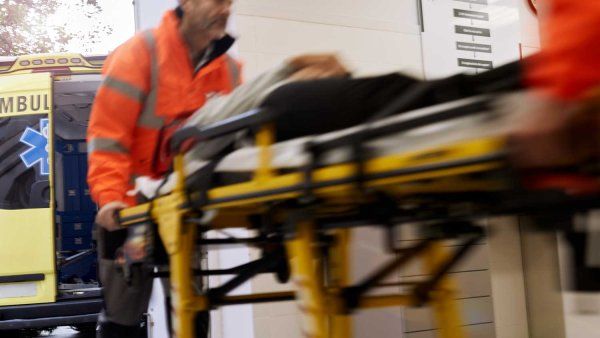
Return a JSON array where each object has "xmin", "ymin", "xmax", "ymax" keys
[
  {"xmin": 45, "ymin": 59, "xmax": 56, "ymax": 64},
  {"xmin": 32, "ymin": 59, "xmax": 42, "ymax": 65},
  {"xmin": 58, "ymin": 58, "xmax": 68, "ymax": 64},
  {"xmin": 19, "ymin": 60, "xmax": 30, "ymax": 66}
]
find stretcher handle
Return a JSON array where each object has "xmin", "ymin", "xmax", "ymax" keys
[{"xmin": 170, "ymin": 108, "xmax": 280, "ymax": 154}]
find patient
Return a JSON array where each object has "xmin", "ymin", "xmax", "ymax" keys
[
  {"xmin": 132, "ymin": 59, "xmax": 523, "ymax": 198},
  {"xmin": 181, "ymin": 57, "xmax": 522, "ymax": 160}
]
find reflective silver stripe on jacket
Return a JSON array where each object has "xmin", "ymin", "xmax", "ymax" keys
[
  {"xmin": 88, "ymin": 137, "xmax": 129, "ymax": 154},
  {"xmin": 225, "ymin": 55, "xmax": 241, "ymax": 88},
  {"xmin": 102, "ymin": 76, "xmax": 145, "ymax": 103},
  {"xmin": 137, "ymin": 30, "xmax": 164, "ymax": 129}
]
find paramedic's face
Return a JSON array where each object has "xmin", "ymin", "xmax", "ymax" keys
[{"xmin": 182, "ymin": 0, "xmax": 232, "ymax": 39}]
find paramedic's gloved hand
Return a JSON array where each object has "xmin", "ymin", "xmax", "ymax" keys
[
  {"xmin": 509, "ymin": 94, "xmax": 600, "ymax": 168},
  {"xmin": 96, "ymin": 201, "xmax": 128, "ymax": 231},
  {"xmin": 286, "ymin": 53, "xmax": 350, "ymax": 81}
]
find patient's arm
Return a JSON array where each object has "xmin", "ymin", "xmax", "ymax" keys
[
  {"xmin": 183, "ymin": 53, "xmax": 350, "ymax": 129},
  {"xmin": 183, "ymin": 63, "xmax": 294, "ymax": 130},
  {"xmin": 181, "ymin": 54, "xmax": 349, "ymax": 160}
]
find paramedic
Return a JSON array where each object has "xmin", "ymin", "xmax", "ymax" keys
[
  {"xmin": 87, "ymin": 0, "xmax": 347, "ymax": 336},
  {"xmin": 87, "ymin": 1, "xmax": 241, "ymax": 336},
  {"xmin": 515, "ymin": 0, "xmax": 600, "ymax": 167}
]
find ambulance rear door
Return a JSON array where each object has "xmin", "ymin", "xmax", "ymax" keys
[{"xmin": 0, "ymin": 72, "xmax": 57, "ymax": 306}]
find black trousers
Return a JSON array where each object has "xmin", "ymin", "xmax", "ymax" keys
[
  {"xmin": 96, "ymin": 227, "xmax": 209, "ymax": 336},
  {"xmin": 97, "ymin": 227, "xmax": 154, "ymax": 327},
  {"xmin": 260, "ymin": 60, "xmax": 522, "ymax": 141}
]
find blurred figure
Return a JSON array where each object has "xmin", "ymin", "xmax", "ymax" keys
[
  {"xmin": 513, "ymin": 0, "xmax": 600, "ymax": 168},
  {"xmin": 515, "ymin": 0, "xmax": 600, "ymax": 318}
]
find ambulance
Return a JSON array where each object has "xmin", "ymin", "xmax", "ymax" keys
[{"xmin": 0, "ymin": 54, "xmax": 105, "ymax": 335}]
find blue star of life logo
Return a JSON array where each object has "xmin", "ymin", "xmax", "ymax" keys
[{"xmin": 20, "ymin": 118, "xmax": 49, "ymax": 176}]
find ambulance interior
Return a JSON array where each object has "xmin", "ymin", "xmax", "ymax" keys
[{"xmin": 52, "ymin": 74, "xmax": 102, "ymax": 293}]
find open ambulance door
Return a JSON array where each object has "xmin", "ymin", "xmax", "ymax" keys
[{"xmin": 0, "ymin": 73, "xmax": 57, "ymax": 306}]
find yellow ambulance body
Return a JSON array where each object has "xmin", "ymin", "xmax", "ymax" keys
[{"xmin": 0, "ymin": 53, "xmax": 104, "ymax": 333}]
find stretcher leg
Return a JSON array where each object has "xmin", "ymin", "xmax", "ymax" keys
[
  {"xmin": 329, "ymin": 229, "xmax": 352, "ymax": 338},
  {"xmin": 285, "ymin": 220, "xmax": 329, "ymax": 338},
  {"xmin": 154, "ymin": 155, "xmax": 206, "ymax": 338},
  {"xmin": 168, "ymin": 221, "xmax": 199, "ymax": 338},
  {"xmin": 424, "ymin": 242, "xmax": 466, "ymax": 338}
]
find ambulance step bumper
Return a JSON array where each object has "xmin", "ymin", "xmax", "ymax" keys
[{"xmin": 0, "ymin": 298, "xmax": 102, "ymax": 330}]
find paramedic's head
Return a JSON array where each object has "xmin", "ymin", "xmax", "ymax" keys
[{"xmin": 179, "ymin": 0, "xmax": 232, "ymax": 40}]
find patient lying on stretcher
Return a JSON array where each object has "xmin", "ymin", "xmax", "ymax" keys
[{"xmin": 133, "ymin": 57, "xmax": 598, "ymax": 199}]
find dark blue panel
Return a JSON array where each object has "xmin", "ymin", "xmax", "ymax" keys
[
  {"xmin": 61, "ymin": 221, "xmax": 94, "ymax": 238},
  {"xmin": 61, "ymin": 236, "xmax": 93, "ymax": 251},
  {"xmin": 56, "ymin": 139, "xmax": 85, "ymax": 155},
  {"xmin": 78, "ymin": 154, "xmax": 97, "ymax": 212},
  {"xmin": 62, "ymin": 154, "xmax": 80, "ymax": 211},
  {"xmin": 56, "ymin": 212, "xmax": 95, "ymax": 224}
]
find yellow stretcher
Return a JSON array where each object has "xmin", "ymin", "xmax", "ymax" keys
[{"xmin": 119, "ymin": 95, "xmax": 600, "ymax": 338}]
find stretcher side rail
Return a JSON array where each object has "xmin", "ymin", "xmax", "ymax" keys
[
  {"xmin": 167, "ymin": 88, "xmax": 503, "ymax": 211},
  {"xmin": 168, "ymin": 94, "xmax": 498, "ymax": 211},
  {"xmin": 170, "ymin": 94, "xmax": 493, "ymax": 158},
  {"xmin": 170, "ymin": 108, "xmax": 279, "ymax": 153}
]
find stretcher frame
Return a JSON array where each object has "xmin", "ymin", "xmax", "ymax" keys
[{"xmin": 119, "ymin": 97, "xmax": 599, "ymax": 338}]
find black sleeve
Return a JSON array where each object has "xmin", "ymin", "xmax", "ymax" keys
[{"xmin": 261, "ymin": 73, "xmax": 420, "ymax": 141}]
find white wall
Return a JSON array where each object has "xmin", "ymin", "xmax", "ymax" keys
[
  {"xmin": 517, "ymin": 0, "xmax": 540, "ymax": 57},
  {"xmin": 209, "ymin": 229, "xmax": 255, "ymax": 338},
  {"xmin": 420, "ymin": 0, "xmax": 522, "ymax": 79},
  {"xmin": 233, "ymin": 0, "xmax": 424, "ymax": 79},
  {"xmin": 132, "ymin": 0, "xmax": 425, "ymax": 79}
]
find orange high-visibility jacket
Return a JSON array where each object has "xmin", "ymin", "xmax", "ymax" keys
[
  {"xmin": 87, "ymin": 9, "xmax": 241, "ymax": 207},
  {"xmin": 526, "ymin": 0, "xmax": 600, "ymax": 100}
]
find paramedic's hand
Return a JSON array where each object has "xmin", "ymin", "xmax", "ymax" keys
[
  {"xmin": 287, "ymin": 53, "xmax": 350, "ymax": 81},
  {"xmin": 96, "ymin": 201, "xmax": 128, "ymax": 232},
  {"xmin": 509, "ymin": 94, "xmax": 600, "ymax": 168}
]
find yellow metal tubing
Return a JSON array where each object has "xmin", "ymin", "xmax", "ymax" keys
[
  {"xmin": 174, "ymin": 155, "xmax": 186, "ymax": 191},
  {"xmin": 155, "ymin": 155, "xmax": 204, "ymax": 338},
  {"xmin": 285, "ymin": 221, "xmax": 329, "ymax": 338},
  {"xmin": 359, "ymin": 295, "xmax": 419, "ymax": 309},
  {"xmin": 207, "ymin": 137, "xmax": 504, "ymax": 206},
  {"xmin": 255, "ymin": 123, "xmax": 276, "ymax": 181},
  {"xmin": 424, "ymin": 242, "xmax": 466, "ymax": 338},
  {"xmin": 329, "ymin": 230, "xmax": 352, "ymax": 338},
  {"xmin": 120, "ymin": 137, "xmax": 505, "ymax": 227},
  {"xmin": 168, "ymin": 221, "xmax": 200, "ymax": 338}
]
